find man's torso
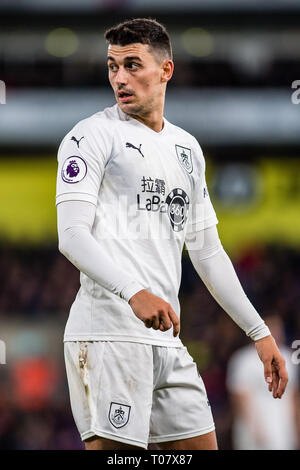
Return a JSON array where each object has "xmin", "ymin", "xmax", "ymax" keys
[{"xmin": 56, "ymin": 104, "xmax": 217, "ymax": 346}]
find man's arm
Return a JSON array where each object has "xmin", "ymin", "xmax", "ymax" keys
[
  {"xmin": 186, "ymin": 225, "xmax": 288, "ymax": 398},
  {"xmin": 57, "ymin": 199, "xmax": 145, "ymax": 302},
  {"xmin": 57, "ymin": 199, "xmax": 179, "ymax": 336}
]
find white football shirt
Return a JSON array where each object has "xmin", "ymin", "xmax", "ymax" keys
[{"xmin": 56, "ymin": 104, "xmax": 218, "ymax": 346}]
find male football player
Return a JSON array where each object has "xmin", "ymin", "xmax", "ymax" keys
[{"xmin": 56, "ymin": 18, "xmax": 288, "ymax": 450}]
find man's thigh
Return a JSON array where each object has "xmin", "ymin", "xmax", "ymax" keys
[
  {"xmin": 157, "ymin": 430, "xmax": 218, "ymax": 450},
  {"xmin": 64, "ymin": 341, "xmax": 154, "ymax": 449},
  {"xmin": 84, "ymin": 436, "xmax": 143, "ymax": 450},
  {"xmin": 84, "ymin": 431, "xmax": 217, "ymax": 451},
  {"xmin": 149, "ymin": 346, "xmax": 216, "ymax": 446}
]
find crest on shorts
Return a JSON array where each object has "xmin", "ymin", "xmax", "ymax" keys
[
  {"xmin": 109, "ymin": 402, "xmax": 131, "ymax": 428},
  {"xmin": 175, "ymin": 145, "xmax": 193, "ymax": 174}
]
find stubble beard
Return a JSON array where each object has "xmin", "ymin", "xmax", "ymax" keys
[
  {"xmin": 122, "ymin": 96, "xmax": 156, "ymax": 121},
  {"xmin": 120, "ymin": 102, "xmax": 144, "ymax": 116}
]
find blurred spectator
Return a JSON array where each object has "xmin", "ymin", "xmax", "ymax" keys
[
  {"xmin": 11, "ymin": 357, "xmax": 59, "ymax": 411},
  {"xmin": 226, "ymin": 313, "xmax": 300, "ymax": 449}
]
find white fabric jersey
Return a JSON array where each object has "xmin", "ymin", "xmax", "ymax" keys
[{"xmin": 56, "ymin": 104, "xmax": 218, "ymax": 346}]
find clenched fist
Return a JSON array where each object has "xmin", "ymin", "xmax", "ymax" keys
[{"xmin": 129, "ymin": 289, "xmax": 180, "ymax": 337}]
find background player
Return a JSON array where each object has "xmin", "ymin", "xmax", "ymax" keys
[{"xmin": 227, "ymin": 313, "xmax": 300, "ymax": 449}]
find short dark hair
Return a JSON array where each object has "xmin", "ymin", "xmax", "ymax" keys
[{"xmin": 104, "ymin": 18, "xmax": 173, "ymax": 61}]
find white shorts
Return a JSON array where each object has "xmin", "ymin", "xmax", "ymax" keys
[{"xmin": 64, "ymin": 341, "xmax": 215, "ymax": 449}]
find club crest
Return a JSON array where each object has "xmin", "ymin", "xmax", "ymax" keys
[
  {"xmin": 109, "ymin": 402, "xmax": 131, "ymax": 428},
  {"xmin": 175, "ymin": 145, "xmax": 193, "ymax": 174}
]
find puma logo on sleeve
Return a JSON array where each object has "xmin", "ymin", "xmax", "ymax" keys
[{"xmin": 71, "ymin": 136, "xmax": 85, "ymax": 148}]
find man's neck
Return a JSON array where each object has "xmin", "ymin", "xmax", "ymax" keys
[
  {"xmin": 127, "ymin": 98, "xmax": 165, "ymax": 133},
  {"xmin": 129, "ymin": 113, "xmax": 164, "ymax": 133}
]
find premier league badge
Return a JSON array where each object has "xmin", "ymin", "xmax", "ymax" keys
[
  {"xmin": 109, "ymin": 402, "xmax": 131, "ymax": 428},
  {"xmin": 175, "ymin": 145, "xmax": 193, "ymax": 174},
  {"xmin": 61, "ymin": 155, "xmax": 87, "ymax": 184}
]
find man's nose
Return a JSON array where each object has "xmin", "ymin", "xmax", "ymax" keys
[{"xmin": 115, "ymin": 66, "xmax": 128, "ymax": 86}]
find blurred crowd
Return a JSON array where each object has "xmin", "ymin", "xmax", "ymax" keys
[
  {"xmin": 181, "ymin": 243, "xmax": 300, "ymax": 449},
  {"xmin": 0, "ymin": 242, "xmax": 299, "ymax": 449},
  {"xmin": 3, "ymin": 55, "xmax": 299, "ymax": 89},
  {"xmin": 0, "ymin": 246, "xmax": 79, "ymax": 318},
  {"xmin": 1, "ymin": 0, "xmax": 300, "ymax": 451}
]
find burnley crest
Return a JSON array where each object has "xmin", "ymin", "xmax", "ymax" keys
[
  {"xmin": 109, "ymin": 402, "xmax": 131, "ymax": 428},
  {"xmin": 175, "ymin": 145, "xmax": 193, "ymax": 174}
]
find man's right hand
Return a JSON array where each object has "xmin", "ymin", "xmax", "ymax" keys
[{"xmin": 128, "ymin": 289, "xmax": 180, "ymax": 337}]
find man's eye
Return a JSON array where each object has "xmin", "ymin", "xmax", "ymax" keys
[
  {"xmin": 108, "ymin": 64, "xmax": 117, "ymax": 71},
  {"xmin": 127, "ymin": 63, "xmax": 139, "ymax": 69}
]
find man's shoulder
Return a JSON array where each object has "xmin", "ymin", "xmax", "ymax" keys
[
  {"xmin": 166, "ymin": 120, "xmax": 206, "ymax": 176},
  {"xmin": 166, "ymin": 120, "xmax": 198, "ymax": 143},
  {"xmin": 166, "ymin": 120, "xmax": 203, "ymax": 156},
  {"xmin": 70, "ymin": 103, "xmax": 121, "ymax": 135},
  {"xmin": 58, "ymin": 104, "xmax": 121, "ymax": 156}
]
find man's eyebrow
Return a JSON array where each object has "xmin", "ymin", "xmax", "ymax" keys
[
  {"xmin": 124, "ymin": 56, "xmax": 143, "ymax": 62},
  {"xmin": 107, "ymin": 55, "xmax": 143, "ymax": 62}
]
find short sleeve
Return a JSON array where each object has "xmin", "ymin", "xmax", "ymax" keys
[
  {"xmin": 185, "ymin": 141, "xmax": 218, "ymax": 234},
  {"xmin": 56, "ymin": 117, "xmax": 110, "ymax": 207}
]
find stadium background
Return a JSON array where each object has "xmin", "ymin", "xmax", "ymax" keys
[{"xmin": 0, "ymin": 0, "xmax": 299, "ymax": 449}]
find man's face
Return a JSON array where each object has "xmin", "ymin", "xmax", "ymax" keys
[{"xmin": 107, "ymin": 43, "xmax": 171, "ymax": 117}]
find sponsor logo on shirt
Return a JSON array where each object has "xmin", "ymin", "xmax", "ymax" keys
[
  {"xmin": 136, "ymin": 176, "xmax": 190, "ymax": 232},
  {"xmin": 61, "ymin": 155, "xmax": 87, "ymax": 184},
  {"xmin": 175, "ymin": 145, "xmax": 193, "ymax": 174},
  {"xmin": 166, "ymin": 188, "xmax": 190, "ymax": 232},
  {"xmin": 109, "ymin": 402, "xmax": 131, "ymax": 428}
]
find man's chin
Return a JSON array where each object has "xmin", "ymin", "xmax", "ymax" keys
[{"xmin": 118, "ymin": 101, "xmax": 141, "ymax": 115}]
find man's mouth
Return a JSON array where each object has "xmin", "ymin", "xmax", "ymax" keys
[{"xmin": 118, "ymin": 91, "xmax": 134, "ymax": 102}]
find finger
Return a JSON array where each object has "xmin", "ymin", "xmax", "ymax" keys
[
  {"xmin": 145, "ymin": 319, "xmax": 153, "ymax": 329},
  {"xmin": 272, "ymin": 369, "xmax": 279, "ymax": 398},
  {"xmin": 268, "ymin": 381, "xmax": 272, "ymax": 392},
  {"xmin": 168, "ymin": 308, "xmax": 180, "ymax": 337},
  {"xmin": 263, "ymin": 360, "xmax": 273, "ymax": 391},
  {"xmin": 151, "ymin": 316, "xmax": 160, "ymax": 330},
  {"xmin": 159, "ymin": 313, "xmax": 172, "ymax": 332},
  {"xmin": 276, "ymin": 364, "xmax": 289, "ymax": 399}
]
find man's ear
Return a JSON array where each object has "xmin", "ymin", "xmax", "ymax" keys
[{"xmin": 161, "ymin": 60, "xmax": 174, "ymax": 83}]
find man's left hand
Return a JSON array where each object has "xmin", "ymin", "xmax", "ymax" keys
[{"xmin": 255, "ymin": 335, "xmax": 288, "ymax": 399}]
